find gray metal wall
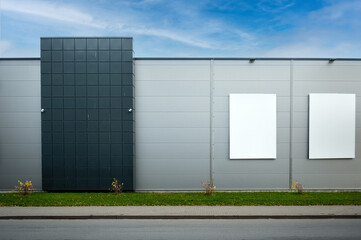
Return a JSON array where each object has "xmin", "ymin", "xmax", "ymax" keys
[
  {"xmin": 135, "ymin": 59, "xmax": 361, "ymax": 190},
  {"xmin": 292, "ymin": 60, "xmax": 361, "ymax": 189},
  {"xmin": 134, "ymin": 60, "xmax": 211, "ymax": 190},
  {"xmin": 212, "ymin": 60, "xmax": 290, "ymax": 190},
  {"xmin": 1, "ymin": 58, "xmax": 361, "ymax": 190},
  {"xmin": 0, "ymin": 60, "xmax": 42, "ymax": 190}
]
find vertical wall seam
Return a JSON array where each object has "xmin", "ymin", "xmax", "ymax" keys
[
  {"xmin": 133, "ymin": 54, "xmax": 136, "ymax": 191},
  {"xmin": 289, "ymin": 60, "xmax": 294, "ymax": 189},
  {"xmin": 0, "ymin": 0, "xmax": 2, "ymax": 55},
  {"xmin": 40, "ymin": 54, "xmax": 43, "ymax": 190},
  {"xmin": 210, "ymin": 60, "xmax": 214, "ymax": 184},
  {"xmin": 97, "ymin": 39, "xmax": 100, "ymax": 188},
  {"xmin": 62, "ymin": 39, "xmax": 65, "ymax": 187}
]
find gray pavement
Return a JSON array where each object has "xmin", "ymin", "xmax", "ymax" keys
[
  {"xmin": 1, "ymin": 219, "xmax": 361, "ymax": 240},
  {"xmin": 1, "ymin": 206, "xmax": 361, "ymax": 219}
]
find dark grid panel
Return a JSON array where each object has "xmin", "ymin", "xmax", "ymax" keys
[{"xmin": 41, "ymin": 38, "xmax": 134, "ymax": 191}]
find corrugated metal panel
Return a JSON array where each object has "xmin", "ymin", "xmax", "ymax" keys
[
  {"xmin": 0, "ymin": 60, "xmax": 42, "ymax": 190},
  {"xmin": 211, "ymin": 60, "xmax": 291, "ymax": 189},
  {"xmin": 292, "ymin": 61, "xmax": 361, "ymax": 188},
  {"xmin": 135, "ymin": 60, "xmax": 211, "ymax": 190}
]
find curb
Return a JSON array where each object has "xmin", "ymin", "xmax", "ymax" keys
[{"xmin": 1, "ymin": 215, "xmax": 361, "ymax": 220}]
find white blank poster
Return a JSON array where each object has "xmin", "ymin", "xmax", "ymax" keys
[
  {"xmin": 229, "ymin": 94, "xmax": 277, "ymax": 159},
  {"xmin": 309, "ymin": 94, "xmax": 356, "ymax": 159}
]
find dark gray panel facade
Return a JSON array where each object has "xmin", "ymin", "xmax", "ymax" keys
[{"xmin": 41, "ymin": 38, "xmax": 134, "ymax": 191}]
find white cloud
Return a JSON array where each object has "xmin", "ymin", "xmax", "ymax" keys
[
  {"xmin": 2, "ymin": 0, "xmax": 105, "ymax": 28},
  {"xmin": 261, "ymin": 40, "xmax": 359, "ymax": 58},
  {"xmin": 1, "ymin": 0, "xmax": 256, "ymax": 51},
  {"xmin": 0, "ymin": 40, "xmax": 38, "ymax": 57},
  {"xmin": 309, "ymin": 0, "xmax": 361, "ymax": 21},
  {"xmin": 123, "ymin": 27, "xmax": 214, "ymax": 49},
  {"xmin": 256, "ymin": 0, "xmax": 361, "ymax": 58},
  {"xmin": 5, "ymin": 0, "xmax": 359, "ymax": 58},
  {"xmin": 1, "ymin": 0, "xmax": 216, "ymax": 49},
  {"xmin": 257, "ymin": 0, "xmax": 295, "ymax": 13}
]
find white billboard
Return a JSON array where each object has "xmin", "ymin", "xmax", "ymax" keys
[
  {"xmin": 309, "ymin": 93, "xmax": 356, "ymax": 159},
  {"xmin": 229, "ymin": 94, "xmax": 277, "ymax": 159}
]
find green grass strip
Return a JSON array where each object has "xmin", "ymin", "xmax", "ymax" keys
[{"xmin": 1, "ymin": 192, "xmax": 361, "ymax": 206}]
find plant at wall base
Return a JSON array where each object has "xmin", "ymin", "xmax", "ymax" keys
[
  {"xmin": 201, "ymin": 181, "xmax": 216, "ymax": 195},
  {"xmin": 291, "ymin": 182, "xmax": 305, "ymax": 194},
  {"xmin": 110, "ymin": 178, "xmax": 124, "ymax": 195},
  {"xmin": 14, "ymin": 180, "xmax": 34, "ymax": 195}
]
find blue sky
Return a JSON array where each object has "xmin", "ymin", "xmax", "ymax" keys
[{"xmin": 0, "ymin": 0, "xmax": 361, "ymax": 57}]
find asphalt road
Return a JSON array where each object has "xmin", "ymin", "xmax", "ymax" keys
[{"xmin": 1, "ymin": 219, "xmax": 361, "ymax": 240}]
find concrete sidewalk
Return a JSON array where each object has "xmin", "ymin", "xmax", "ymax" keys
[{"xmin": 1, "ymin": 206, "xmax": 361, "ymax": 219}]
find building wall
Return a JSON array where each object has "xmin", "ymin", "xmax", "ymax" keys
[
  {"xmin": 40, "ymin": 37, "xmax": 135, "ymax": 191},
  {"xmin": 0, "ymin": 60, "xmax": 42, "ymax": 190},
  {"xmin": 212, "ymin": 60, "xmax": 291, "ymax": 190},
  {"xmin": 134, "ymin": 59, "xmax": 361, "ymax": 190},
  {"xmin": 134, "ymin": 60, "xmax": 211, "ymax": 190},
  {"xmin": 292, "ymin": 60, "xmax": 361, "ymax": 189},
  {"xmin": 1, "ymin": 58, "xmax": 361, "ymax": 190},
  {"xmin": 134, "ymin": 60, "xmax": 291, "ymax": 190}
]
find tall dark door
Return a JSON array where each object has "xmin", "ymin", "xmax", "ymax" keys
[{"xmin": 41, "ymin": 37, "xmax": 134, "ymax": 191}]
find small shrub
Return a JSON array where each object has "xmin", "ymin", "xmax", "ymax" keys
[
  {"xmin": 201, "ymin": 181, "xmax": 216, "ymax": 195},
  {"xmin": 110, "ymin": 178, "xmax": 124, "ymax": 194},
  {"xmin": 291, "ymin": 181, "xmax": 304, "ymax": 194},
  {"xmin": 14, "ymin": 180, "xmax": 34, "ymax": 195}
]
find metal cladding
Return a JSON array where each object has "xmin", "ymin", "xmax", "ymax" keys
[
  {"xmin": 40, "ymin": 38, "xmax": 134, "ymax": 191},
  {"xmin": 1, "ymin": 50, "xmax": 361, "ymax": 191}
]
